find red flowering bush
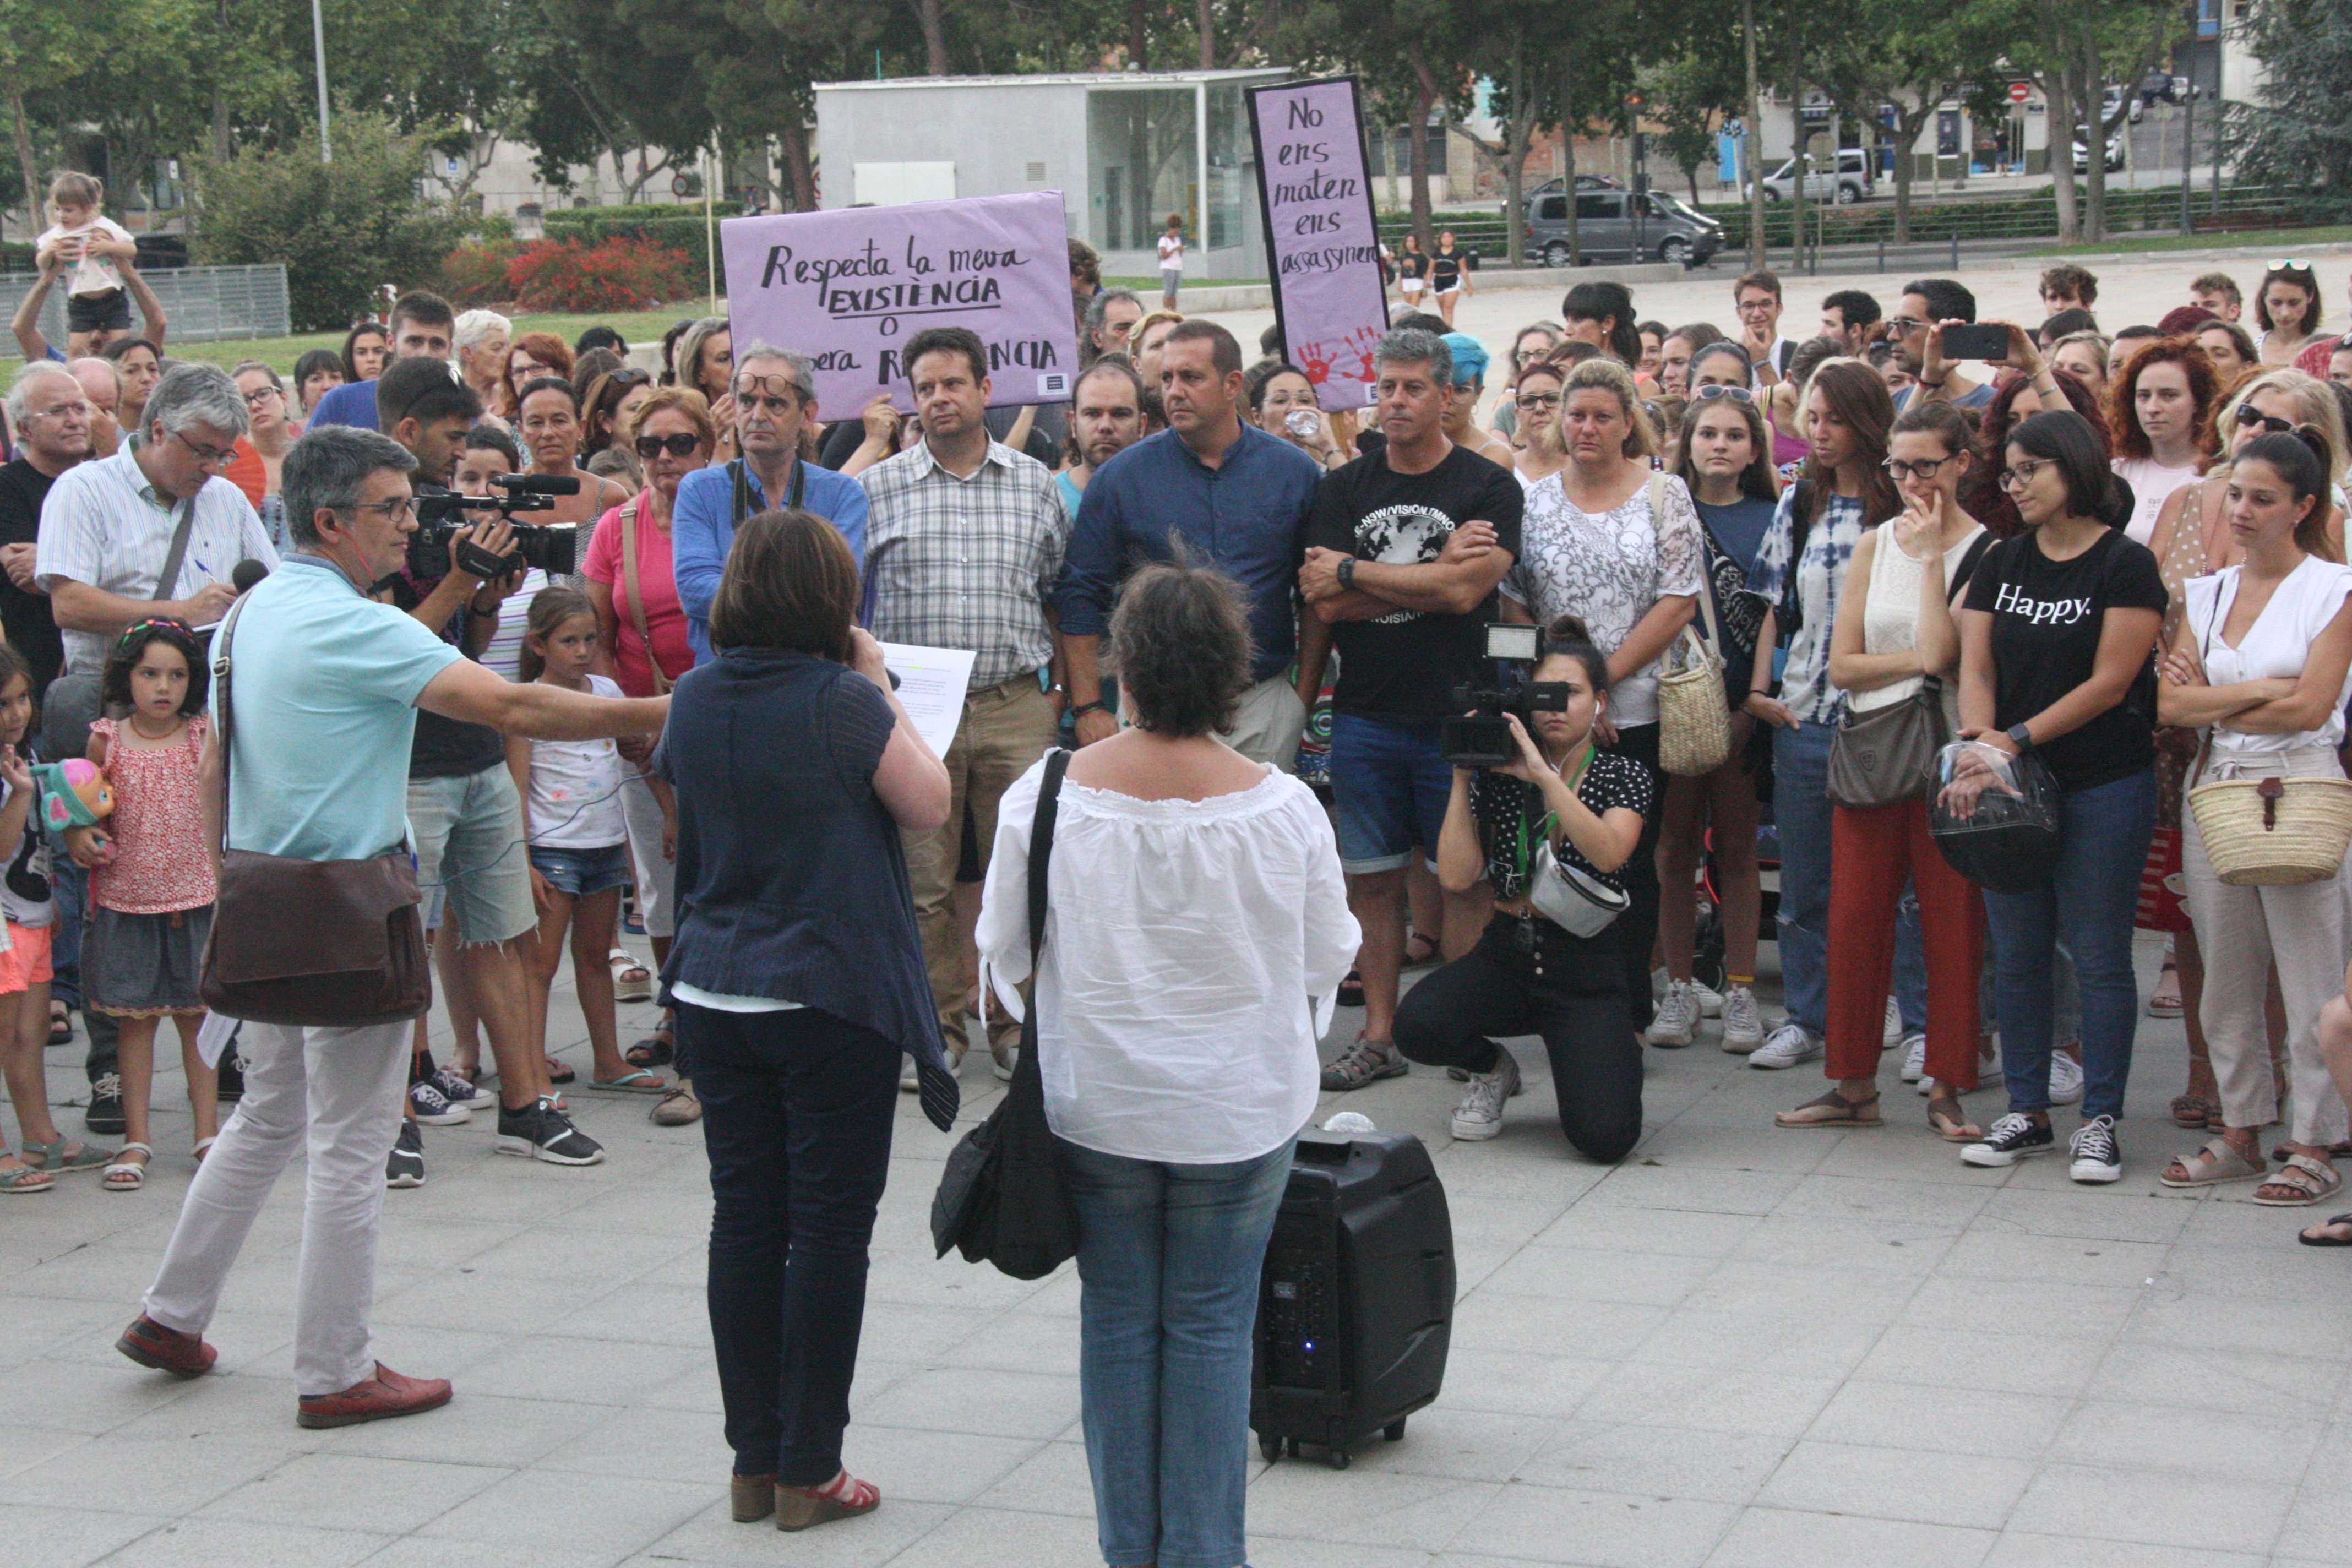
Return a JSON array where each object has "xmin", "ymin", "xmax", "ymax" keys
[
  {"xmin": 501, "ymin": 236, "xmax": 697, "ymax": 313},
  {"xmin": 437, "ymin": 241, "xmax": 518, "ymax": 307}
]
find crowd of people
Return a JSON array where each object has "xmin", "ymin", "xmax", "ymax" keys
[{"xmin": 6, "ymin": 157, "xmax": 2352, "ymax": 1563}]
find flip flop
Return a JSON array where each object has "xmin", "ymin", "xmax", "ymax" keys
[
  {"xmin": 47, "ymin": 1003, "xmax": 71, "ymax": 1046},
  {"xmin": 1775, "ymin": 1090, "xmax": 1882, "ymax": 1129},
  {"xmin": 587, "ymin": 1069, "xmax": 668, "ymax": 1094},
  {"xmin": 2299, "ymin": 1212, "xmax": 2352, "ymax": 1247},
  {"xmin": 544, "ymin": 1059, "xmax": 576, "ymax": 1085}
]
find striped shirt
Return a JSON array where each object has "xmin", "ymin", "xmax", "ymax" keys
[
  {"xmin": 860, "ymin": 438, "xmax": 1070, "ymax": 688},
  {"xmin": 36, "ymin": 449, "xmax": 279, "ymax": 674}
]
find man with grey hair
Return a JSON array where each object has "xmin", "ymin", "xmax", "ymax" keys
[
  {"xmin": 1082, "ymin": 286, "xmax": 1145, "ymax": 364},
  {"xmin": 116, "ymin": 423, "xmax": 668, "ymax": 1428},
  {"xmin": 1294, "ymin": 325, "xmax": 1522, "ymax": 1091},
  {"xmin": 36, "ymin": 360, "xmax": 276, "ymax": 677},
  {"xmin": 0, "ymin": 362, "xmax": 91, "ymax": 690},
  {"xmin": 672, "ymin": 338, "xmax": 868, "ymax": 660}
]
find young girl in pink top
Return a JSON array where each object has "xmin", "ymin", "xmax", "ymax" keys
[{"xmin": 67, "ymin": 618, "xmax": 218, "ymax": 1191}]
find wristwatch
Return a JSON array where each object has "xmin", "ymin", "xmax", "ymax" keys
[
  {"xmin": 2005, "ymin": 723, "xmax": 2034, "ymax": 752},
  {"xmin": 1336, "ymin": 556, "xmax": 1357, "ymax": 590}
]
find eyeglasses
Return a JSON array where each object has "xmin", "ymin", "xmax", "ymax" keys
[
  {"xmin": 2235, "ymin": 403, "xmax": 2295, "ymax": 435},
  {"xmin": 242, "ymin": 385, "xmax": 282, "ymax": 406},
  {"xmin": 335, "ymin": 496, "xmax": 418, "ymax": 523},
  {"xmin": 734, "ymin": 373, "xmax": 804, "ymax": 406},
  {"xmin": 1735, "ymin": 299, "xmax": 1778, "ymax": 315},
  {"xmin": 1515, "ymin": 392, "xmax": 1561, "ymax": 411},
  {"xmin": 1692, "ymin": 384, "xmax": 1756, "ymax": 405},
  {"xmin": 635, "ymin": 432, "xmax": 705, "ymax": 459},
  {"xmin": 1996, "ymin": 459, "xmax": 2051, "ymax": 492},
  {"xmin": 1884, "ymin": 454, "xmax": 1957, "ymax": 481},
  {"xmin": 1890, "ymin": 316, "xmax": 1931, "ymax": 335},
  {"xmin": 171, "ymin": 429, "xmax": 237, "ymax": 466}
]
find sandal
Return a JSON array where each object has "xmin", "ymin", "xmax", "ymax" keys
[
  {"xmin": 1403, "ymin": 933, "xmax": 1440, "ymax": 968},
  {"xmin": 2148, "ymin": 959, "xmax": 2184, "ymax": 1019},
  {"xmin": 2299, "ymin": 1212, "xmax": 2352, "ymax": 1247},
  {"xmin": 0, "ymin": 1155, "xmax": 55, "ymax": 1194},
  {"xmin": 193, "ymin": 1136, "xmax": 217, "ymax": 1164},
  {"xmin": 609, "ymin": 948, "xmax": 652, "ymax": 1002},
  {"xmin": 625, "ymin": 1027, "xmax": 675, "ymax": 1069},
  {"xmin": 1775, "ymin": 1090, "xmax": 1881, "ymax": 1129},
  {"xmin": 2272, "ymin": 1139, "xmax": 2352, "ymax": 1164},
  {"xmin": 21, "ymin": 1135, "xmax": 113, "ymax": 1173},
  {"xmin": 587, "ymin": 1069, "xmax": 667, "ymax": 1094},
  {"xmin": 1337, "ymin": 968, "xmax": 1364, "ymax": 1009},
  {"xmin": 102, "ymin": 1142, "xmax": 153, "ymax": 1192},
  {"xmin": 775, "ymin": 1468, "xmax": 880, "ymax": 1532},
  {"xmin": 2254, "ymin": 1152, "xmax": 2342, "ymax": 1207},
  {"xmin": 47, "ymin": 1000, "xmax": 71, "ymax": 1046},
  {"xmin": 544, "ymin": 1058, "xmax": 576, "ymax": 1085},
  {"xmin": 2160, "ymin": 1135, "xmax": 2267, "ymax": 1189},
  {"xmin": 2170, "ymin": 1093, "xmax": 2222, "ymax": 1130},
  {"xmin": 1926, "ymin": 1095, "xmax": 1983, "ymax": 1143}
]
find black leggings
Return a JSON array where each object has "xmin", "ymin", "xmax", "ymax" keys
[
  {"xmin": 1602, "ymin": 722, "xmax": 1664, "ymax": 1035},
  {"xmin": 1394, "ymin": 913, "xmax": 1643, "ymax": 1163}
]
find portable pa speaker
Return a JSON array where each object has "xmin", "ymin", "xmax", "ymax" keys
[{"xmin": 1250, "ymin": 1128, "xmax": 1454, "ymax": 1469}]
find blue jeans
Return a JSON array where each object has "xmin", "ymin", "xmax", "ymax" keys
[
  {"xmin": 684, "ymin": 1003, "xmax": 900, "ymax": 1487},
  {"xmin": 1774, "ymin": 721, "xmax": 1926, "ymax": 1035},
  {"xmin": 1329, "ymin": 714, "xmax": 1450, "ymax": 874},
  {"xmin": 1065, "ymin": 1138, "xmax": 1294, "ymax": 1568},
  {"xmin": 1982, "ymin": 767, "xmax": 2155, "ymax": 1121}
]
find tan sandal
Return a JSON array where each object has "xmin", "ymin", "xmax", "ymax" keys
[
  {"xmin": 2160, "ymin": 1135, "xmax": 2266, "ymax": 1188},
  {"xmin": 1926, "ymin": 1095, "xmax": 1983, "ymax": 1144},
  {"xmin": 101, "ymin": 1142, "xmax": 153, "ymax": 1192},
  {"xmin": 1775, "ymin": 1090, "xmax": 1881, "ymax": 1129},
  {"xmin": 2253, "ymin": 1152, "xmax": 2342, "ymax": 1207},
  {"xmin": 2171, "ymin": 1093, "xmax": 2222, "ymax": 1130}
]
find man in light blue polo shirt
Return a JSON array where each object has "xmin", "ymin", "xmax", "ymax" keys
[
  {"xmin": 121, "ymin": 426, "xmax": 668, "ymax": 1433},
  {"xmin": 672, "ymin": 341, "xmax": 867, "ymax": 659}
]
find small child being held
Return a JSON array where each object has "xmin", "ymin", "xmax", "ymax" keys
[{"xmin": 36, "ymin": 172, "xmax": 138, "ymax": 357}]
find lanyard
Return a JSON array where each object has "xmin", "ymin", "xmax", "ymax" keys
[{"xmin": 1512, "ymin": 743, "xmax": 1592, "ymax": 881}]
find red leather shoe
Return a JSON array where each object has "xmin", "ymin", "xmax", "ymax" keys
[
  {"xmin": 296, "ymin": 1363, "xmax": 453, "ymax": 1429},
  {"xmin": 116, "ymin": 1314, "xmax": 217, "ymax": 1380}
]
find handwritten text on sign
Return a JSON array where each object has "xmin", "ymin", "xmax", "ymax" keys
[
  {"xmin": 720, "ymin": 191, "xmax": 1079, "ymax": 413},
  {"xmin": 1249, "ymin": 79, "xmax": 1388, "ymax": 412}
]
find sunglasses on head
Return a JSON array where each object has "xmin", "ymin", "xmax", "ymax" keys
[
  {"xmin": 2235, "ymin": 403, "xmax": 2295, "ymax": 435},
  {"xmin": 634, "ymin": 432, "xmax": 704, "ymax": 458},
  {"xmin": 2270, "ymin": 259, "xmax": 2313, "ymax": 273},
  {"xmin": 603, "ymin": 368, "xmax": 652, "ymax": 390},
  {"xmin": 1692, "ymin": 384, "xmax": 1756, "ymax": 405}
]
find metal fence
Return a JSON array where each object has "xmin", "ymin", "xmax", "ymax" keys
[{"xmin": 0, "ymin": 264, "xmax": 290, "ymax": 352}]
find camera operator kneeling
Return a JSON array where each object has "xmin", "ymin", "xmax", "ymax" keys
[{"xmin": 1395, "ymin": 615, "xmax": 1652, "ymax": 1158}]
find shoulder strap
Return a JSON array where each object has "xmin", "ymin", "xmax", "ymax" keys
[
  {"xmin": 154, "ymin": 492, "xmax": 199, "ymax": 602},
  {"xmin": 1946, "ymin": 530, "xmax": 1995, "ymax": 606},
  {"xmin": 1651, "ymin": 473, "xmax": 1719, "ymax": 652},
  {"xmin": 210, "ymin": 590, "xmax": 252, "ymax": 848},
  {"xmin": 1028, "ymin": 749, "xmax": 1071, "ymax": 963},
  {"xmin": 619, "ymin": 494, "xmax": 669, "ymax": 695},
  {"xmin": 787, "ymin": 455, "xmax": 807, "ymax": 511},
  {"xmin": 729, "ymin": 459, "xmax": 752, "ymax": 526}
]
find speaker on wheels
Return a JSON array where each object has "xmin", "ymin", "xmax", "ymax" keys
[{"xmin": 1250, "ymin": 1128, "xmax": 1454, "ymax": 1470}]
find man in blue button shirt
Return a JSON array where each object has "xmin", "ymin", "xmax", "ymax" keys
[
  {"xmin": 671, "ymin": 341, "xmax": 868, "ymax": 660},
  {"xmin": 1057, "ymin": 319, "xmax": 1321, "ymax": 767}
]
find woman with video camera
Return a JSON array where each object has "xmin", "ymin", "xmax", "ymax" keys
[{"xmin": 1393, "ymin": 615, "xmax": 1652, "ymax": 1156}]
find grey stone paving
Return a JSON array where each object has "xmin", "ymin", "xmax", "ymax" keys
[{"xmin": 8, "ymin": 930, "xmax": 2352, "ymax": 1566}]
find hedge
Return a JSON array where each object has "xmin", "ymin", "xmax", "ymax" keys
[{"xmin": 543, "ymin": 202, "xmax": 745, "ymax": 276}]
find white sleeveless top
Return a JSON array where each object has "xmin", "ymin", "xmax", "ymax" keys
[
  {"xmin": 1851, "ymin": 522, "xmax": 1987, "ymax": 729},
  {"xmin": 2186, "ymin": 556, "xmax": 2352, "ymax": 755}
]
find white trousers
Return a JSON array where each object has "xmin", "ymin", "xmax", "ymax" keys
[
  {"xmin": 141, "ymin": 1018, "xmax": 412, "ymax": 1396},
  {"xmin": 619, "ymin": 763, "xmax": 676, "ymax": 940}
]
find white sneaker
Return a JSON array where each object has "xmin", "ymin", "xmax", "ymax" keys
[
  {"xmin": 1882, "ymin": 996, "xmax": 1903, "ymax": 1049},
  {"xmin": 1645, "ymin": 981, "xmax": 1699, "ymax": 1048},
  {"xmin": 2049, "ymin": 1050, "xmax": 2084, "ymax": 1106},
  {"xmin": 1898, "ymin": 1033, "xmax": 1927, "ymax": 1084},
  {"xmin": 1719, "ymin": 985, "xmax": 1765, "ymax": 1053},
  {"xmin": 1691, "ymin": 979, "xmax": 1725, "ymax": 1018},
  {"xmin": 1450, "ymin": 1050, "xmax": 1520, "ymax": 1141},
  {"xmin": 1749, "ymin": 1021, "xmax": 1823, "ymax": 1070}
]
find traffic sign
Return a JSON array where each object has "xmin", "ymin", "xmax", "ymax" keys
[{"xmin": 2008, "ymin": 81, "xmax": 2031, "ymax": 103}]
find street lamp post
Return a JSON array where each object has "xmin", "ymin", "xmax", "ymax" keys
[{"xmin": 311, "ymin": 0, "xmax": 331, "ymax": 163}]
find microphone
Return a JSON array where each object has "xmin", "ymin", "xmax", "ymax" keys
[
  {"xmin": 496, "ymin": 473, "xmax": 581, "ymax": 496},
  {"xmin": 230, "ymin": 559, "xmax": 269, "ymax": 595}
]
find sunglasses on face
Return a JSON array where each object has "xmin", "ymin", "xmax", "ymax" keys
[
  {"xmin": 1692, "ymin": 384, "xmax": 1756, "ymax": 405},
  {"xmin": 2236, "ymin": 404, "xmax": 2295, "ymax": 435},
  {"xmin": 635, "ymin": 432, "xmax": 705, "ymax": 458}
]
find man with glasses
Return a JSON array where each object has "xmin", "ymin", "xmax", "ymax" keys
[
  {"xmin": 672, "ymin": 342, "xmax": 868, "ymax": 660},
  {"xmin": 1890, "ymin": 277, "xmax": 1992, "ymax": 411},
  {"xmin": 304, "ymin": 291, "xmax": 458, "ymax": 433},
  {"xmin": 1734, "ymin": 270, "xmax": 1795, "ymax": 386}
]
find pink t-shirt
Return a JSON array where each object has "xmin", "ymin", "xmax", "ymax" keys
[{"xmin": 582, "ymin": 496, "xmax": 697, "ymax": 697}]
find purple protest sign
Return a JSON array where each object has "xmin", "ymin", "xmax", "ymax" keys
[
  {"xmin": 718, "ymin": 191, "xmax": 1079, "ymax": 415},
  {"xmin": 1247, "ymin": 77, "xmax": 1388, "ymax": 412}
]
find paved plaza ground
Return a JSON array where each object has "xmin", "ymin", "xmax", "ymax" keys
[{"xmin": 13, "ymin": 248, "xmax": 2352, "ymax": 1566}]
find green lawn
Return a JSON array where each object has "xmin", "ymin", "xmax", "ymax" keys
[
  {"xmin": 128, "ymin": 306, "xmax": 717, "ymax": 380},
  {"xmin": 2021, "ymin": 223, "xmax": 2352, "ymax": 257}
]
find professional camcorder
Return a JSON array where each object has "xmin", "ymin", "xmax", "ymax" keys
[
  {"xmin": 1440, "ymin": 623, "xmax": 1569, "ymax": 768},
  {"xmin": 408, "ymin": 473, "xmax": 581, "ymax": 578}
]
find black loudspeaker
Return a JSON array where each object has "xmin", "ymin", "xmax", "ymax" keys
[{"xmin": 1250, "ymin": 1128, "xmax": 1455, "ymax": 1469}]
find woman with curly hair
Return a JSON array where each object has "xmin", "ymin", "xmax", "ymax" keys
[{"xmin": 2107, "ymin": 335, "xmax": 2221, "ymax": 545}]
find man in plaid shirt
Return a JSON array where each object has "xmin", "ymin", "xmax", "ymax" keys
[{"xmin": 861, "ymin": 325, "xmax": 1070, "ymax": 1084}]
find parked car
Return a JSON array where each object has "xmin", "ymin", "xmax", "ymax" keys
[
  {"xmin": 1526, "ymin": 172, "xmax": 1626, "ymax": 198},
  {"xmin": 2072, "ymin": 135, "xmax": 2127, "ymax": 173},
  {"xmin": 1746, "ymin": 148, "xmax": 1875, "ymax": 204},
  {"xmin": 2103, "ymin": 84, "xmax": 2144, "ymax": 126},
  {"xmin": 1525, "ymin": 188, "xmax": 1722, "ymax": 268}
]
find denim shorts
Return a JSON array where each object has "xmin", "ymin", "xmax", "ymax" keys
[
  {"xmin": 1330, "ymin": 713, "xmax": 1451, "ymax": 874},
  {"xmin": 529, "ymin": 842, "xmax": 633, "ymax": 900},
  {"xmin": 407, "ymin": 765, "xmax": 536, "ymax": 944}
]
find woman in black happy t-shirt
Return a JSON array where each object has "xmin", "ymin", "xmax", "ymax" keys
[
  {"xmin": 1393, "ymin": 616, "xmax": 1653, "ymax": 1161},
  {"xmin": 1953, "ymin": 411, "xmax": 2167, "ymax": 1184}
]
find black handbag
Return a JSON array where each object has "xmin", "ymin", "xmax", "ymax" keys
[
  {"xmin": 930, "ymin": 749, "xmax": 1080, "ymax": 1280},
  {"xmin": 1824, "ymin": 532, "xmax": 1993, "ymax": 809}
]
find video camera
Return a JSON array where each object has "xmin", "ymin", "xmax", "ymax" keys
[
  {"xmin": 408, "ymin": 473, "xmax": 581, "ymax": 579},
  {"xmin": 1440, "ymin": 623, "xmax": 1569, "ymax": 768}
]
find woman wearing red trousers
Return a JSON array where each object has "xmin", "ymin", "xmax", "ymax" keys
[{"xmin": 1777, "ymin": 400, "xmax": 1990, "ymax": 1139}]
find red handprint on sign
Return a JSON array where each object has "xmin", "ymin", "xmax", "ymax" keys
[{"xmin": 1296, "ymin": 340, "xmax": 1337, "ymax": 385}]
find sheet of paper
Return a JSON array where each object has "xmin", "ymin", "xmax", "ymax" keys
[{"xmin": 881, "ymin": 642, "xmax": 976, "ymax": 760}]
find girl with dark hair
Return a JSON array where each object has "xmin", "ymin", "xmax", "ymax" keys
[
  {"xmin": 1657, "ymin": 323, "xmax": 1724, "ymax": 398},
  {"xmin": 1959, "ymin": 347, "xmax": 2114, "ymax": 540},
  {"xmin": 2155, "ymin": 427, "xmax": 2352, "ymax": 1214},
  {"xmin": 1950, "ymin": 411, "xmax": 2166, "ymax": 1183},
  {"xmin": 68, "ymin": 618, "xmax": 216, "ymax": 1191},
  {"xmin": 2257, "ymin": 262, "xmax": 2325, "ymax": 367},
  {"xmin": 2107, "ymin": 336, "xmax": 2220, "ymax": 544},
  {"xmin": 340, "ymin": 320, "xmax": 388, "ymax": 384},
  {"xmin": 293, "ymin": 348, "xmax": 344, "ymax": 420},
  {"xmin": 1778, "ymin": 399, "xmax": 1990, "ymax": 1137},
  {"xmin": 1396, "ymin": 613, "xmax": 1653, "ymax": 1156},
  {"xmin": 1561, "ymin": 281, "xmax": 1643, "ymax": 373},
  {"xmin": 516, "ymin": 376, "xmax": 630, "ymax": 533},
  {"xmin": 1743, "ymin": 360, "xmax": 1908, "ymax": 1071}
]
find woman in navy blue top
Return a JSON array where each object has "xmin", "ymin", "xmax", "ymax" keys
[{"xmin": 656, "ymin": 509, "xmax": 951, "ymax": 1532}]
